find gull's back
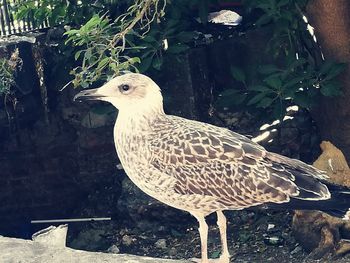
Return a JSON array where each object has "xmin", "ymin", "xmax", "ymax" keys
[{"xmin": 115, "ymin": 113, "xmax": 331, "ymax": 216}]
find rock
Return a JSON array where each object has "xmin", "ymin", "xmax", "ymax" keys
[
  {"xmin": 263, "ymin": 236, "xmax": 284, "ymax": 246},
  {"xmin": 313, "ymin": 141, "xmax": 350, "ymax": 186},
  {"xmin": 69, "ymin": 228, "xmax": 108, "ymax": 251},
  {"xmin": 0, "ymin": 225, "xmax": 190, "ymax": 263},
  {"xmin": 32, "ymin": 224, "xmax": 68, "ymax": 248},
  {"xmin": 81, "ymin": 108, "xmax": 116, "ymax": 128},
  {"xmin": 155, "ymin": 239, "xmax": 167, "ymax": 249},
  {"xmin": 107, "ymin": 244, "xmax": 120, "ymax": 254},
  {"xmin": 292, "ymin": 141, "xmax": 350, "ymax": 259},
  {"xmin": 291, "ymin": 245, "xmax": 303, "ymax": 255},
  {"xmin": 169, "ymin": 247, "xmax": 177, "ymax": 257},
  {"xmin": 158, "ymin": 225, "xmax": 166, "ymax": 232},
  {"xmin": 122, "ymin": 235, "xmax": 134, "ymax": 246},
  {"xmin": 266, "ymin": 223, "xmax": 276, "ymax": 233}
]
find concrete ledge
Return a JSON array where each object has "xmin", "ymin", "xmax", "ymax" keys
[{"xmin": 0, "ymin": 225, "xmax": 190, "ymax": 263}]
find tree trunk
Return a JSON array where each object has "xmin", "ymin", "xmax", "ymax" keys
[{"xmin": 306, "ymin": 0, "xmax": 350, "ymax": 161}]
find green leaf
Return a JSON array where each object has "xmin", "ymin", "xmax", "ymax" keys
[
  {"xmin": 64, "ymin": 29, "xmax": 80, "ymax": 36},
  {"xmin": 84, "ymin": 15, "xmax": 102, "ymax": 30},
  {"xmin": 323, "ymin": 63, "xmax": 346, "ymax": 80},
  {"xmin": 109, "ymin": 62, "xmax": 118, "ymax": 72},
  {"xmin": 142, "ymin": 35, "xmax": 157, "ymax": 43},
  {"xmin": 211, "ymin": 251, "xmax": 220, "ymax": 259},
  {"xmin": 74, "ymin": 50, "xmax": 83, "ymax": 61},
  {"xmin": 247, "ymin": 93, "xmax": 266, "ymax": 105},
  {"xmin": 319, "ymin": 61, "xmax": 335, "ymax": 75},
  {"xmin": 282, "ymin": 76, "xmax": 304, "ymax": 89},
  {"xmin": 219, "ymin": 89, "xmax": 247, "ymax": 106},
  {"xmin": 85, "ymin": 49, "xmax": 92, "ymax": 60},
  {"xmin": 258, "ymin": 64, "xmax": 281, "ymax": 74},
  {"xmin": 152, "ymin": 56, "xmax": 162, "ymax": 70},
  {"xmin": 256, "ymin": 97, "xmax": 274, "ymax": 108},
  {"xmin": 287, "ymin": 58, "xmax": 307, "ymax": 71},
  {"xmin": 230, "ymin": 66, "xmax": 246, "ymax": 83},
  {"xmin": 264, "ymin": 76, "xmax": 282, "ymax": 89},
  {"xmin": 255, "ymin": 14, "xmax": 272, "ymax": 26},
  {"xmin": 248, "ymin": 85, "xmax": 270, "ymax": 92},
  {"xmin": 320, "ymin": 82, "xmax": 343, "ymax": 96},
  {"xmin": 97, "ymin": 57, "xmax": 109, "ymax": 70},
  {"xmin": 128, "ymin": 57, "xmax": 141, "ymax": 64},
  {"xmin": 176, "ymin": 31, "xmax": 195, "ymax": 42},
  {"xmin": 277, "ymin": 0, "xmax": 290, "ymax": 7},
  {"xmin": 138, "ymin": 56, "xmax": 153, "ymax": 73},
  {"xmin": 167, "ymin": 44, "xmax": 189, "ymax": 54}
]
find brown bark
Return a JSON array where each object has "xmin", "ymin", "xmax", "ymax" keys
[{"xmin": 306, "ymin": 0, "xmax": 350, "ymax": 160}]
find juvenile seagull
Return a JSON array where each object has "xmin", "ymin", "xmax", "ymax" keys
[{"xmin": 75, "ymin": 73, "xmax": 350, "ymax": 263}]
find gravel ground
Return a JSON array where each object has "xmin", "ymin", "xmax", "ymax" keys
[{"xmin": 67, "ymin": 199, "xmax": 350, "ymax": 263}]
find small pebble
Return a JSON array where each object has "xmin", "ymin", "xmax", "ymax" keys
[
  {"xmin": 267, "ymin": 224, "xmax": 275, "ymax": 231},
  {"xmin": 107, "ymin": 244, "xmax": 120, "ymax": 254},
  {"xmin": 264, "ymin": 236, "xmax": 284, "ymax": 246},
  {"xmin": 155, "ymin": 238, "xmax": 167, "ymax": 249},
  {"xmin": 291, "ymin": 245, "xmax": 303, "ymax": 255},
  {"xmin": 119, "ymin": 228, "xmax": 128, "ymax": 235},
  {"xmin": 158, "ymin": 225, "xmax": 166, "ymax": 232},
  {"xmin": 122, "ymin": 235, "xmax": 134, "ymax": 246},
  {"xmin": 169, "ymin": 247, "xmax": 177, "ymax": 256},
  {"xmin": 116, "ymin": 163, "xmax": 123, "ymax": 170}
]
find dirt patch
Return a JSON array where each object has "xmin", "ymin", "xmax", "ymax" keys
[{"xmin": 67, "ymin": 199, "xmax": 350, "ymax": 262}]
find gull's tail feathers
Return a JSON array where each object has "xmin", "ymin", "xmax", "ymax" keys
[{"xmin": 265, "ymin": 182, "xmax": 350, "ymax": 220}]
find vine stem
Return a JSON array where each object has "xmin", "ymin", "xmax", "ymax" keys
[{"xmin": 110, "ymin": 0, "xmax": 155, "ymax": 48}]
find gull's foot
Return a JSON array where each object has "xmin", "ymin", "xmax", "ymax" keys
[{"xmin": 190, "ymin": 257, "xmax": 230, "ymax": 263}]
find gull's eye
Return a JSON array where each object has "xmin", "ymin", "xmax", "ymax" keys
[{"xmin": 119, "ymin": 84, "xmax": 131, "ymax": 94}]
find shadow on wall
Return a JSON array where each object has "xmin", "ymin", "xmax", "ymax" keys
[{"xmin": 0, "ymin": 27, "xmax": 278, "ymax": 238}]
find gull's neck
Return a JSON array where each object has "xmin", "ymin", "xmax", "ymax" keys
[{"xmin": 115, "ymin": 106, "xmax": 166, "ymax": 133}]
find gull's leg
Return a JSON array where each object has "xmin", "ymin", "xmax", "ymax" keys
[
  {"xmin": 217, "ymin": 211, "xmax": 230, "ymax": 263},
  {"xmin": 192, "ymin": 213, "xmax": 209, "ymax": 263}
]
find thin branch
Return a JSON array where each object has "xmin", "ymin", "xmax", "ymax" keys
[{"xmin": 110, "ymin": 0, "xmax": 154, "ymax": 47}]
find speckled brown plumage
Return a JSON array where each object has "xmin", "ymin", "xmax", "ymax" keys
[
  {"xmin": 132, "ymin": 115, "xmax": 329, "ymax": 216},
  {"xmin": 74, "ymin": 73, "xmax": 350, "ymax": 263}
]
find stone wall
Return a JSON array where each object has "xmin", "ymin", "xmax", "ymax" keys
[
  {"xmin": 0, "ymin": 33, "xmax": 213, "ymax": 237},
  {"xmin": 0, "ymin": 38, "xmax": 123, "ymax": 237},
  {"xmin": 0, "ymin": 28, "xmax": 317, "ymax": 238}
]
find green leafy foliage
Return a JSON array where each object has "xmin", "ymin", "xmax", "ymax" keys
[
  {"xmin": 64, "ymin": 14, "xmax": 143, "ymax": 88},
  {"xmin": 243, "ymin": 0, "xmax": 309, "ymax": 57},
  {"xmin": 10, "ymin": 0, "xmax": 215, "ymax": 89},
  {"xmin": 230, "ymin": 66, "xmax": 246, "ymax": 85},
  {"xmin": 9, "ymin": 0, "xmax": 345, "ymax": 117},
  {"xmin": 0, "ymin": 49, "xmax": 22, "ymax": 96},
  {"xmin": 62, "ymin": 0, "xmax": 206, "ymax": 88},
  {"xmin": 210, "ymin": 250, "xmax": 221, "ymax": 259},
  {"xmin": 224, "ymin": 59, "xmax": 345, "ymax": 120},
  {"xmin": 218, "ymin": 0, "xmax": 346, "ymax": 119},
  {"xmin": 11, "ymin": 0, "xmax": 166, "ymax": 88},
  {"xmin": 11, "ymin": 0, "xmax": 123, "ymax": 26},
  {"xmin": 0, "ymin": 59, "xmax": 15, "ymax": 95},
  {"xmin": 61, "ymin": 0, "xmax": 167, "ymax": 88}
]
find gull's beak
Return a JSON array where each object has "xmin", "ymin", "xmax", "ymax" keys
[{"xmin": 73, "ymin": 88, "xmax": 106, "ymax": 102}]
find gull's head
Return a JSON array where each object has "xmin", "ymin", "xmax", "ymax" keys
[{"xmin": 74, "ymin": 73, "xmax": 164, "ymax": 115}]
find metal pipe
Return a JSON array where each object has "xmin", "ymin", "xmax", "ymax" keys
[{"xmin": 31, "ymin": 217, "xmax": 112, "ymax": 224}]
